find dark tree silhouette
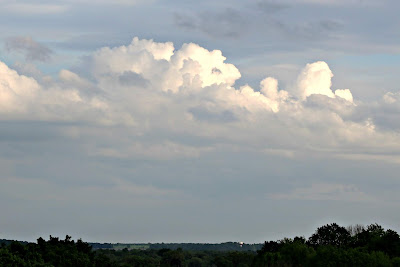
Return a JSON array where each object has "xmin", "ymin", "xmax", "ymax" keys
[{"xmin": 308, "ymin": 223, "xmax": 351, "ymax": 248}]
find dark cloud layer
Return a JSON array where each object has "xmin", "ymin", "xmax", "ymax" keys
[
  {"xmin": 174, "ymin": 8, "xmax": 248, "ymax": 38},
  {"xmin": 5, "ymin": 36, "xmax": 52, "ymax": 62}
]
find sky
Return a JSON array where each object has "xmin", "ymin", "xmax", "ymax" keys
[{"xmin": 1, "ymin": 0, "xmax": 400, "ymax": 244}]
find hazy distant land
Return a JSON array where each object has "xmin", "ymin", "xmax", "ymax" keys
[{"xmin": 2, "ymin": 223, "xmax": 400, "ymax": 266}]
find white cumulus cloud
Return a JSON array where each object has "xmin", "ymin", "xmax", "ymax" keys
[
  {"xmin": 0, "ymin": 61, "xmax": 40, "ymax": 113},
  {"xmin": 297, "ymin": 61, "xmax": 354, "ymax": 103},
  {"xmin": 0, "ymin": 37, "xmax": 399, "ymax": 162}
]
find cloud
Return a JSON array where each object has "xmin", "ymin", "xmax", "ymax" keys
[
  {"xmin": 68, "ymin": 0, "xmax": 152, "ymax": 6},
  {"xmin": 11, "ymin": 61, "xmax": 43, "ymax": 79},
  {"xmin": 256, "ymin": 1, "xmax": 288, "ymax": 13},
  {"xmin": 383, "ymin": 91, "xmax": 400, "ymax": 105},
  {"xmin": 188, "ymin": 106, "xmax": 237, "ymax": 123},
  {"xmin": 260, "ymin": 77, "xmax": 289, "ymax": 102},
  {"xmin": 0, "ymin": 175, "xmax": 181, "ymax": 206},
  {"xmin": 174, "ymin": 8, "xmax": 249, "ymax": 38},
  {"xmin": 59, "ymin": 69, "xmax": 93, "ymax": 89},
  {"xmin": 5, "ymin": 36, "xmax": 53, "ymax": 62},
  {"xmin": 272, "ymin": 0, "xmax": 379, "ymax": 6},
  {"xmin": 269, "ymin": 183, "xmax": 376, "ymax": 203},
  {"xmin": 118, "ymin": 71, "xmax": 149, "ymax": 88},
  {"xmin": 297, "ymin": 61, "xmax": 335, "ymax": 99},
  {"xmin": 89, "ymin": 37, "xmax": 241, "ymax": 94},
  {"xmin": 0, "ymin": 60, "xmax": 134, "ymax": 125},
  {"xmin": 1, "ymin": 37, "xmax": 399, "ymax": 164},
  {"xmin": 2, "ymin": 3, "xmax": 68, "ymax": 14},
  {"xmin": 351, "ymin": 91, "xmax": 400, "ymax": 131},
  {"xmin": 0, "ymin": 61, "xmax": 40, "ymax": 113},
  {"xmin": 297, "ymin": 61, "xmax": 353, "ymax": 103},
  {"xmin": 335, "ymin": 89, "xmax": 354, "ymax": 103},
  {"xmin": 91, "ymin": 141, "xmax": 213, "ymax": 160},
  {"xmin": 174, "ymin": 3, "xmax": 340, "ymax": 43},
  {"xmin": 0, "ymin": 0, "xmax": 147, "ymax": 15}
]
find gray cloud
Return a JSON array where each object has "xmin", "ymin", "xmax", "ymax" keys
[
  {"xmin": 188, "ymin": 106, "xmax": 237, "ymax": 123},
  {"xmin": 255, "ymin": 0, "xmax": 288, "ymax": 13},
  {"xmin": 174, "ymin": 14, "xmax": 197, "ymax": 30},
  {"xmin": 118, "ymin": 71, "xmax": 149, "ymax": 88},
  {"xmin": 173, "ymin": 3, "xmax": 341, "ymax": 45},
  {"xmin": 174, "ymin": 8, "xmax": 249, "ymax": 38},
  {"xmin": 263, "ymin": 18, "xmax": 343, "ymax": 41},
  {"xmin": 5, "ymin": 36, "xmax": 52, "ymax": 62}
]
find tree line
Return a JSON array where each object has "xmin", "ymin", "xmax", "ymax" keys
[
  {"xmin": 89, "ymin": 242, "xmax": 262, "ymax": 252},
  {"xmin": 2, "ymin": 223, "xmax": 400, "ymax": 266}
]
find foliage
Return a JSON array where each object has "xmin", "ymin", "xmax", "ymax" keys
[
  {"xmin": 254, "ymin": 223, "xmax": 400, "ymax": 267},
  {"xmin": 307, "ymin": 223, "xmax": 351, "ymax": 248},
  {"xmin": 0, "ymin": 235, "xmax": 94, "ymax": 267},
  {"xmin": 3, "ymin": 222, "xmax": 400, "ymax": 266}
]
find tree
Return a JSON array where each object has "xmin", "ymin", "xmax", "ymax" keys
[
  {"xmin": 281, "ymin": 239, "xmax": 315, "ymax": 266},
  {"xmin": 308, "ymin": 223, "xmax": 351, "ymax": 248},
  {"xmin": 347, "ymin": 224, "xmax": 365, "ymax": 237},
  {"xmin": 161, "ymin": 248, "xmax": 185, "ymax": 267},
  {"xmin": 188, "ymin": 257, "xmax": 203, "ymax": 267}
]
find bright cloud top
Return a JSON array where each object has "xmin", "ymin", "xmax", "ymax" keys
[
  {"xmin": 0, "ymin": 37, "xmax": 399, "ymax": 162},
  {"xmin": 91, "ymin": 37, "xmax": 241, "ymax": 93},
  {"xmin": 0, "ymin": 61, "xmax": 40, "ymax": 113},
  {"xmin": 297, "ymin": 61, "xmax": 354, "ymax": 103},
  {"xmin": 1, "ymin": 37, "xmax": 356, "ymax": 119}
]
